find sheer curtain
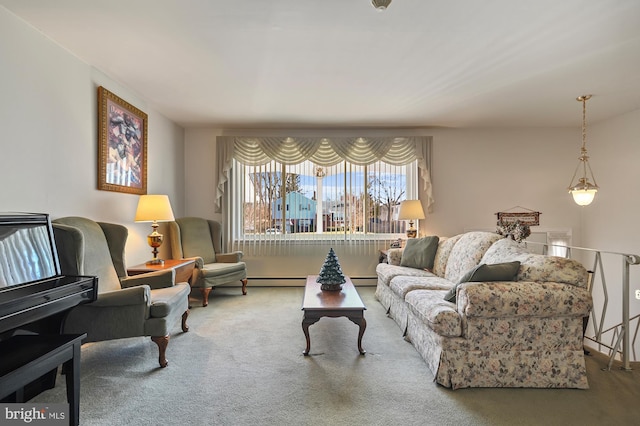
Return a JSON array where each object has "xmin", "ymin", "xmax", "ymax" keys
[{"xmin": 215, "ymin": 136, "xmax": 433, "ymax": 254}]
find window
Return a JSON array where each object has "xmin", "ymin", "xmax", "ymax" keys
[
  {"xmin": 215, "ymin": 136, "xmax": 433, "ymax": 253},
  {"xmin": 236, "ymin": 159, "xmax": 418, "ymax": 240}
]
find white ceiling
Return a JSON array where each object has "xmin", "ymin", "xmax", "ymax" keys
[{"xmin": 2, "ymin": 0, "xmax": 640, "ymax": 129}]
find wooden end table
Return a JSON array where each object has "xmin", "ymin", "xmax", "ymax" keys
[
  {"xmin": 301, "ymin": 275, "xmax": 367, "ymax": 356},
  {"xmin": 127, "ymin": 259, "xmax": 195, "ymax": 284}
]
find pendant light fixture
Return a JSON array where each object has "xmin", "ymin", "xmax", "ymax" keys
[{"xmin": 568, "ymin": 95, "xmax": 598, "ymax": 206}]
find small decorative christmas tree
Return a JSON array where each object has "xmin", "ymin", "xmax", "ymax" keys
[{"xmin": 316, "ymin": 248, "xmax": 346, "ymax": 291}]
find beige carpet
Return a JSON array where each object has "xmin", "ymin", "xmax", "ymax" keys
[{"xmin": 33, "ymin": 286, "xmax": 640, "ymax": 426}]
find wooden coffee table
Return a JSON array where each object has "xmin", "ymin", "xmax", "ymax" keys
[{"xmin": 301, "ymin": 275, "xmax": 367, "ymax": 355}]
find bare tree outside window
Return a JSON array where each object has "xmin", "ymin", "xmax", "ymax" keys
[{"xmin": 242, "ymin": 160, "xmax": 413, "ymax": 237}]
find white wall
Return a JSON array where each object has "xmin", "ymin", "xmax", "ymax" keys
[
  {"xmin": 183, "ymin": 126, "xmax": 585, "ymax": 283},
  {"xmin": 580, "ymin": 108, "xmax": 640, "ymax": 356},
  {"xmin": 0, "ymin": 7, "xmax": 185, "ymax": 266}
]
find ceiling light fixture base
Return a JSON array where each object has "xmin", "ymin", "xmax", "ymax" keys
[{"xmin": 372, "ymin": 0, "xmax": 392, "ymax": 10}]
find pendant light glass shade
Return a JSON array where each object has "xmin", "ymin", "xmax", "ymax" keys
[{"xmin": 568, "ymin": 95, "xmax": 598, "ymax": 206}]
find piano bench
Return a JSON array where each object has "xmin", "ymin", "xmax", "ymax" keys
[{"xmin": 0, "ymin": 333, "xmax": 86, "ymax": 426}]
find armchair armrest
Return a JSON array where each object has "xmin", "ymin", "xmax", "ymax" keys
[
  {"xmin": 216, "ymin": 251, "xmax": 244, "ymax": 263},
  {"xmin": 122, "ymin": 269, "xmax": 175, "ymax": 290},
  {"xmin": 458, "ymin": 281, "xmax": 593, "ymax": 318},
  {"xmin": 183, "ymin": 256, "xmax": 204, "ymax": 269},
  {"xmin": 92, "ymin": 285, "xmax": 151, "ymax": 307}
]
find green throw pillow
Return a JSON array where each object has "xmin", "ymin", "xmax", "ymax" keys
[
  {"xmin": 443, "ymin": 261, "xmax": 521, "ymax": 303},
  {"xmin": 400, "ymin": 236, "xmax": 440, "ymax": 270}
]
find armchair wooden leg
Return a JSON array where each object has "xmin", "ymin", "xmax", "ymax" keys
[
  {"xmin": 241, "ymin": 278, "xmax": 248, "ymax": 295},
  {"xmin": 201, "ymin": 288, "xmax": 212, "ymax": 307},
  {"xmin": 151, "ymin": 335, "xmax": 170, "ymax": 368},
  {"xmin": 181, "ymin": 310, "xmax": 189, "ymax": 332}
]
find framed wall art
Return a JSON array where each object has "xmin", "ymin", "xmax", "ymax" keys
[
  {"xmin": 495, "ymin": 206, "xmax": 541, "ymax": 226},
  {"xmin": 97, "ymin": 86, "xmax": 147, "ymax": 194}
]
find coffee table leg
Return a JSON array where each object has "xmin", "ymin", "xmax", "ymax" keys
[
  {"xmin": 349, "ymin": 316, "xmax": 367, "ymax": 355},
  {"xmin": 302, "ymin": 316, "xmax": 319, "ymax": 356}
]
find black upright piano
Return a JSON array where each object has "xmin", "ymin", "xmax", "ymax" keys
[{"xmin": 0, "ymin": 213, "xmax": 98, "ymax": 426}]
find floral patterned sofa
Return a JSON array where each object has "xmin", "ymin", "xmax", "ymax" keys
[{"xmin": 375, "ymin": 231, "xmax": 592, "ymax": 389}]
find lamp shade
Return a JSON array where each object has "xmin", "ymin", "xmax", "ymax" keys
[
  {"xmin": 570, "ymin": 185, "xmax": 598, "ymax": 206},
  {"xmin": 135, "ymin": 195, "xmax": 175, "ymax": 222},
  {"xmin": 398, "ymin": 200, "xmax": 425, "ymax": 220}
]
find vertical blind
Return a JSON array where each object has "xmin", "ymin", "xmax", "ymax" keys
[{"xmin": 215, "ymin": 136, "xmax": 433, "ymax": 255}]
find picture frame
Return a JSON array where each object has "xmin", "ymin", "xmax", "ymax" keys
[{"xmin": 97, "ymin": 86, "xmax": 147, "ymax": 195}]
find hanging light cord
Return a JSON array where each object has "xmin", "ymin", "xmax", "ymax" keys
[
  {"xmin": 580, "ymin": 95, "xmax": 589, "ymax": 155},
  {"xmin": 568, "ymin": 95, "xmax": 598, "ymax": 188}
]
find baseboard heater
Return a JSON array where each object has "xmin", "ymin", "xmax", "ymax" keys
[
  {"xmin": 244, "ymin": 277, "xmax": 377, "ymax": 287},
  {"xmin": 248, "ymin": 276, "xmax": 377, "ymax": 281}
]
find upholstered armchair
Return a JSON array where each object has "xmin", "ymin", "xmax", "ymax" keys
[
  {"xmin": 168, "ymin": 217, "xmax": 247, "ymax": 307},
  {"xmin": 52, "ymin": 217, "xmax": 190, "ymax": 368}
]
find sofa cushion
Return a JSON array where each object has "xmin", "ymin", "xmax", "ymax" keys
[
  {"xmin": 432, "ymin": 235, "xmax": 463, "ymax": 278},
  {"xmin": 405, "ymin": 290, "xmax": 462, "ymax": 337},
  {"xmin": 389, "ymin": 275, "xmax": 451, "ymax": 299},
  {"xmin": 400, "ymin": 236, "xmax": 439, "ymax": 270},
  {"xmin": 376, "ymin": 263, "xmax": 434, "ymax": 287},
  {"xmin": 480, "ymin": 237, "xmax": 530, "ymax": 264},
  {"xmin": 444, "ymin": 261, "xmax": 521, "ymax": 303},
  {"xmin": 386, "ymin": 248, "xmax": 404, "ymax": 266},
  {"xmin": 444, "ymin": 232, "xmax": 504, "ymax": 283}
]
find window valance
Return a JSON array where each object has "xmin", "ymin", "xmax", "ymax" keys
[{"xmin": 216, "ymin": 136, "xmax": 434, "ymax": 213}]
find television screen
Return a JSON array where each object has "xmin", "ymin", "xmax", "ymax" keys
[{"xmin": 0, "ymin": 214, "xmax": 58, "ymax": 287}]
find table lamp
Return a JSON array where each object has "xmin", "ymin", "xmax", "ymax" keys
[
  {"xmin": 398, "ymin": 200, "xmax": 425, "ymax": 238},
  {"xmin": 135, "ymin": 194, "xmax": 175, "ymax": 265}
]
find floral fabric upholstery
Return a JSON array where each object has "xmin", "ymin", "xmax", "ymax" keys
[
  {"xmin": 386, "ymin": 248, "xmax": 404, "ymax": 266},
  {"xmin": 479, "ymin": 237, "xmax": 530, "ymax": 264},
  {"xmin": 405, "ymin": 290, "xmax": 461, "ymax": 337},
  {"xmin": 375, "ymin": 263, "xmax": 435, "ymax": 318},
  {"xmin": 516, "ymin": 254, "xmax": 588, "ymax": 288},
  {"xmin": 444, "ymin": 232, "xmax": 503, "ymax": 283},
  {"xmin": 389, "ymin": 275, "xmax": 451, "ymax": 299},
  {"xmin": 374, "ymin": 279, "xmax": 395, "ymax": 313},
  {"xmin": 458, "ymin": 281, "xmax": 592, "ymax": 318},
  {"xmin": 432, "ymin": 235, "xmax": 462, "ymax": 278},
  {"xmin": 376, "ymin": 262, "xmax": 433, "ymax": 287},
  {"xmin": 463, "ymin": 316, "xmax": 585, "ymax": 351},
  {"xmin": 437, "ymin": 348, "xmax": 589, "ymax": 390},
  {"xmin": 375, "ymin": 231, "xmax": 592, "ymax": 389},
  {"xmin": 387, "ymin": 276, "xmax": 454, "ymax": 334}
]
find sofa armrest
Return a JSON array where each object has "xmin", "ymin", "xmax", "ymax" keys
[
  {"xmin": 122, "ymin": 269, "xmax": 175, "ymax": 290},
  {"xmin": 216, "ymin": 251, "xmax": 244, "ymax": 263},
  {"xmin": 458, "ymin": 281, "xmax": 592, "ymax": 318},
  {"xmin": 386, "ymin": 248, "xmax": 404, "ymax": 266}
]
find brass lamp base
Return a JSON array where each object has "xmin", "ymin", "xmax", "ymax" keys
[
  {"xmin": 146, "ymin": 222, "xmax": 165, "ymax": 265},
  {"xmin": 405, "ymin": 220, "xmax": 417, "ymax": 238}
]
